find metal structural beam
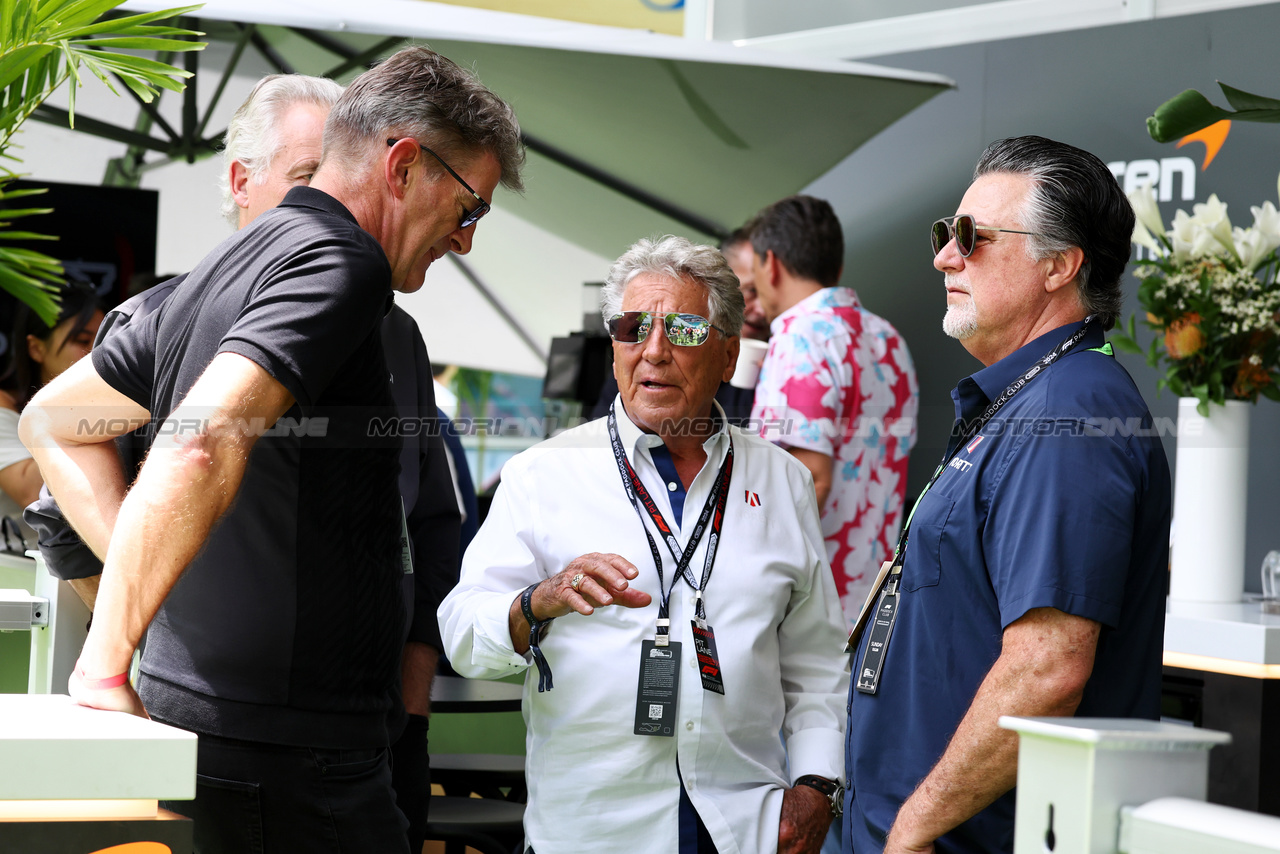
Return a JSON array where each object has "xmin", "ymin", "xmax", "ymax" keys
[{"xmin": 30, "ymin": 17, "xmax": 732, "ymax": 239}]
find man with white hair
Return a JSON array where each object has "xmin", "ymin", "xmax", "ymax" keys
[
  {"xmin": 23, "ymin": 47, "xmax": 523, "ymax": 853},
  {"xmin": 27, "ymin": 72, "xmax": 464, "ymax": 851},
  {"xmin": 441, "ymin": 235, "xmax": 849, "ymax": 854}
]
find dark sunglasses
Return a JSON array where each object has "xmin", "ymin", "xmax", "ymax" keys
[
  {"xmin": 387, "ymin": 138, "xmax": 491, "ymax": 229},
  {"xmin": 930, "ymin": 214, "xmax": 1040, "ymax": 257},
  {"xmin": 607, "ymin": 311, "xmax": 729, "ymax": 347}
]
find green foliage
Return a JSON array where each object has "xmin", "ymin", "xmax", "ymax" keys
[
  {"xmin": 0, "ymin": 0, "xmax": 204, "ymax": 324},
  {"xmin": 1148, "ymin": 82, "xmax": 1280, "ymax": 143}
]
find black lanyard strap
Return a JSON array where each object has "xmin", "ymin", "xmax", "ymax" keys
[
  {"xmin": 607, "ymin": 405, "xmax": 734, "ymax": 638},
  {"xmin": 891, "ymin": 317, "xmax": 1098, "ymax": 566}
]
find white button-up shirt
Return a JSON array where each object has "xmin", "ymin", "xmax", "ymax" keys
[{"xmin": 439, "ymin": 401, "xmax": 849, "ymax": 854}]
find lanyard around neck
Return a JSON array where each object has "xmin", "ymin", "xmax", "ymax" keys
[
  {"xmin": 607, "ymin": 405, "xmax": 734, "ymax": 641},
  {"xmin": 892, "ymin": 316, "xmax": 1098, "ymax": 566}
]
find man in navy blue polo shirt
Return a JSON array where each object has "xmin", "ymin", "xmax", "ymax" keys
[{"xmin": 843, "ymin": 136, "xmax": 1171, "ymax": 854}]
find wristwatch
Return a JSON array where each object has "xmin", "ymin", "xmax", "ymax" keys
[{"xmin": 795, "ymin": 774, "xmax": 844, "ymax": 818}]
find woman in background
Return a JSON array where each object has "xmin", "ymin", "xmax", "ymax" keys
[{"xmin": 0, "ymin": 283, "xmax": 104, "ymax": 549}]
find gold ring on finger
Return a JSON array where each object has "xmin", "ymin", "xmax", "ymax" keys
[{"xmin": 570, "ymin": 572, "xmax": 586, "ymax": 591}]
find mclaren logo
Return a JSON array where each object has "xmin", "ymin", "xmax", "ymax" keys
[{"xmin": 1107, "ymin": 120, "xmax": 1232, "ymax": 202}]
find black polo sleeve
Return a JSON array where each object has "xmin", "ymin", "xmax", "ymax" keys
[
  {"xmin": 91, "ymin": 306, "xmax": 161, "ymax": 409},
  {"xmin": 218, "ymin": 232, "xmax": 390, "ymax": 411}
]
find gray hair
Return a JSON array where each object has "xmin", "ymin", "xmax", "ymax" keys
[
  {"xmin": 324, "ymin": 46, "xmax": 524, "ymax": 192},
  {"xmin": 218, "ymin": 74, "xmax": 345, "ymax": 226},
  {"xmin": 974, "ymin": 136, "xmax": 1134, "ymax": 330},
  {"xmin": 601, "ymin": 236, "xmax": 745, "ymax": 335}
]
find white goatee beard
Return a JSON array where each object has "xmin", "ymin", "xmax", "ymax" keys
[{"xmin": 942, "ymin": 276, "xmax": 979, "ymax": 340}]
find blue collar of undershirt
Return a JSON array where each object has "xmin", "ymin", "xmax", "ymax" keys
[{"xmin": 648, "ymin": 444, "xmax": 687, "ymax": 530}]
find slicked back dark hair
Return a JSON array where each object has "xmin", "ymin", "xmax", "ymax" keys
[
  {"xmin": 975, "ymin": 136, "xmax": 1134, "ymax": 330},
  {"xmin": 325, "ymin": 45, "xmax": 524, "ymax": 192},
  {"xmin": 747, "ymin": 195, "xmax": 843, "ymax": 287}
]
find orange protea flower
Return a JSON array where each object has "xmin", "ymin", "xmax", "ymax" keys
[
  {"xmin": 1164, "ymin": 313, "xmax": 1205, "ymax": 359},
  {"xmin": 1233, "ymin": 359, "xmax": 1271, "ymax": 398},
  {"xmin": 1146, "ymin": 312, "xmax": 1163, "ymax": 328}
]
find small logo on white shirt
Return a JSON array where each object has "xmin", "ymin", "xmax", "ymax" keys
[{"xmin": 745, "ymin": 490, "xmax": 762, "ymax": 506}]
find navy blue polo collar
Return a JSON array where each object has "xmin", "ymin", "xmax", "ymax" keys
[
  {"xmin": 953, "ymin": 319, "xmax": 1101, "ymax": 421},
  {"xmin": 279, "ymin": 185, "xmax": 360, "ymax": 226}
]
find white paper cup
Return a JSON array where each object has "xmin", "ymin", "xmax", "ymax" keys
[{"xmin": 730, "ymin": 338, "xmax": 769, "ymax": 389}]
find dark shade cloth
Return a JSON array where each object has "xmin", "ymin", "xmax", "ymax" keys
[
  {"xmin": 161, "ymin": 728, "xmax": 409, "ymax": 854},
  {"xmin": 844, "ymin": 320, "xmax": 1172, "ymax": 854},
  {"xmin": 92, "ymin": 186, "xmax": 403, "ymax": 749}
]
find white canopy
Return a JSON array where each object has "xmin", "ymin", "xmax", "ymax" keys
[{"xmin": 28, "ymin": 0, "xmax": 953, "ymax": 375}]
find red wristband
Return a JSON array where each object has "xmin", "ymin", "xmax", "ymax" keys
[{"xmin": 77, "ymin": 667, "xmax": 129, "ymax": 691}]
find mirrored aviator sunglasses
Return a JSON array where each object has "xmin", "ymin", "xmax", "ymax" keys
[
  {"xmin": 931, "ymin": 214, "xmax": 977, "ymax": 257},
  {"xmin": 607, "ymin": 311, "xmax": 725, "ymax": 347}
]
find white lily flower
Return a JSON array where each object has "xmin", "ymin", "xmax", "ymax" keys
[
  {"xmin": 1170, "ymin": 209, "xmax": 1198, "ymax": 244},
  {"xmin": 1192, "ymin": 194, "xmax": 1237, "ymax": 256},
  {"xmin": 1250, "ymin": 201, "xmax": 1280, "ymax": 254},
  {"xmin": 1190, "ymin": 226, "xmax": 1223, "ymax": 259},
  {"xmin": 1233, "ymin": 226, "xmax": 1269, "ymax": 270},
  {"xmin": 1127, "ymin": 183, "xmax": 1167, "ymax": 240},
  {"xmin": 1132, "ymin": 219, "xmax": 1163, "ymax": 254}
]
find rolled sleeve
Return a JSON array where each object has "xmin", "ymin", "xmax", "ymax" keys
[{"xmin": 985, "ymin": 421, "xmax": 1141, "ymax": 629}]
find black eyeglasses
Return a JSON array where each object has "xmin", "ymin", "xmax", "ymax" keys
[
  {"xmin": 607, "ymin": 311, "xmax": 729, "ymax": 347},
  {"xmin": 387, "ymin": 138, "xmax": 490, "ymax": 229},
  {"xmin": 931, "ymin": 214, "xmax": 1040, "ymax": 257}
]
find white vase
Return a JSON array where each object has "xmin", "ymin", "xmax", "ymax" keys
[{"xmin": 1168, "ymin": 397, "xmax": 1250, "ymax": 604}]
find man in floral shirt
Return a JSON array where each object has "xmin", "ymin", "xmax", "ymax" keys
[{"xmin": 748, "ymin": 195, "xmax": 918, "ymax": 624}]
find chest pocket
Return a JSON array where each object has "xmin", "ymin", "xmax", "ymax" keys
[{"xmin": 901, "ymin": 494, "xmax": 957, "ymax": 592}]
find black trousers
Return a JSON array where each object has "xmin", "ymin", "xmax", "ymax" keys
[
  {"xmin": 390, "ymin": 714, "xmax": 430, "ymax": 853},
  {"xmin": 163, "ymin": 732, "xmax": 410, "ymax": 854}
]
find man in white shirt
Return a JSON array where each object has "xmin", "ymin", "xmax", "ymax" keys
[{"xmin": 439, "ymin": 235, "xmax": 849, "ymax": 854}]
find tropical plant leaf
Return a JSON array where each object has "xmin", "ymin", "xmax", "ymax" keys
[
  {"xmin": 0, "ymin": 230, "xmax": 56, "ymax": 239},
  {"xmin": 1219, "ymin": 82, "xmax": 1280, "ymax": 113},
  {"xmin": 0, "ymin": 0, "xmax": 203, "ymax": 324},
  {"xmin": 0, "ymin": 261, "xmax": 60, "ymax": 324},
  {"xmin": 0, "ymin": 185, "xmax": 49, "ymax": 200},
  {"xmin": 45, "ymin": 6, "xmax": 202, "ymax": 39},
  {"xmin": 72, "ymin": 36, "xmax": 197, "ymax": 52},
  {"xmin": 1148, "ymin": 85, "xmax": 1280, "ymax": 142},
  {"xmin": 0, "ymin": 207, "xmax": 56, "ymax": 218}
]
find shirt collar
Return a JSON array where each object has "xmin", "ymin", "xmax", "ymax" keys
[
  {"xmin": 769, "ymin": 285, "xmax": 860, "ymax": 336},
  {"xmin": 278, "ymin": 186, "xmax": 393, "ymax": 314},
  {"xmin": 610, "ymin": 395, "xmax": 731, "ymax": 463},
  {"xmin": 965, "ymin": 318, "xmax": 1102, "ymax": 403},
  {"xmin": 278, "ymin": 185, "xmax": 361, "ymax": 226}
]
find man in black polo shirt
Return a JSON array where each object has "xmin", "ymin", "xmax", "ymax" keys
[{"xmin": 21, "ymin": 46, "xmax": 524, "ymax": 853}]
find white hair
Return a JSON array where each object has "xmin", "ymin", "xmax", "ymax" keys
[
  {"xmin": 217, "ymin": 74, "xmax": 344, "ymax": 226},
  {"xmin": 601, "ymin": 235, "xmax": 744, "ymax": 335}
]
